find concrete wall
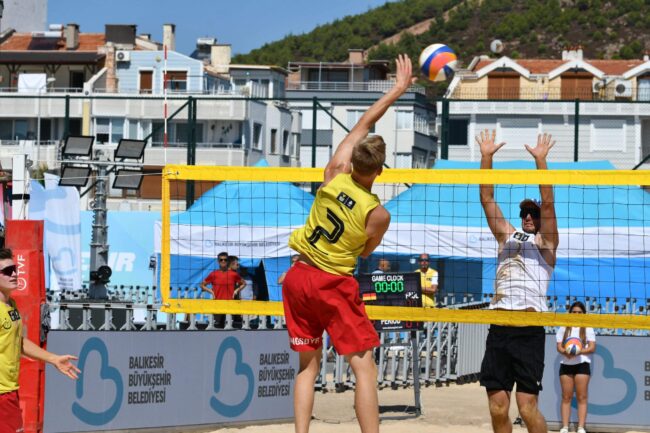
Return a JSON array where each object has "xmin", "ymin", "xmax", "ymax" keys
[{"xmin": 0, "ymin": 0, "xmax": 47, "ymax": 32}]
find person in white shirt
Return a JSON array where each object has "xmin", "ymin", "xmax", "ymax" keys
[
  {"xmin": 556, "ymin": 301, "xmax": 596, "ymax": 433},
  {"xmin": 477, "ymin": 130, "xmax": 559, "ymax": 433}
]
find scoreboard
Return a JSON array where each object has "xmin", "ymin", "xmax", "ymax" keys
[{"xmin": 357, "ymin": 272, "xmax": 423, "ymax": 331}]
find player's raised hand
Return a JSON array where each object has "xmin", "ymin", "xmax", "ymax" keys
[
  {"xmin": 525, "ymin": 133, "xmax": 556, "ymax": 161},
  {"xmin": 476, "ymin": 129, "xmax": 505, "ymax": 157},
  {"xmin": 394, "ymin": 54, "xmax": 417, "ymax": 93}
]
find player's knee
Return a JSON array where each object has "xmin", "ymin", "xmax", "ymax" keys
[
  {"xmin": 518, "ymin": 401, "xmax": 540, "ymax": 423},
  {"xmin": 575, "ymin": 392, "xmax": 588, "ymax": 404},
  {"xmin": 488, "ymin": 399, "xmax": 509, "ymax": 420}
]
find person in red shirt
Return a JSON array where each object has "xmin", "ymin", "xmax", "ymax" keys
[{"xmin": 200, "ymin": 252, "xmax": 246, "ymax": 328}]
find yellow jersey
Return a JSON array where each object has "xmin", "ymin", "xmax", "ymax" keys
[
  {"xmin": 0, "ymin": 299, "xmax": 22, "ymax": 393},
  {"xmin": 416, "ymin": 268, "xmax": 438, "ymax": 307},
  {"xmin": 290, "ymin": 173, "xmax": 380, "ymax": 276}
]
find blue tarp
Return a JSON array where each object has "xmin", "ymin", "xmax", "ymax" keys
[{"xmin": 165, "ymin": 159, "xmax": 313, "ymax": 300}]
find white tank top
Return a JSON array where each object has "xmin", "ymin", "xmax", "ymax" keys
[{"xmin": 491, "ymin": 230, "xmax": 552, "ymax": 312}]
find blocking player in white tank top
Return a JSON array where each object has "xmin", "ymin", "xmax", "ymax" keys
[
  {"xmin": 478, "ymin": 131, "xmax": 560, "ymax": 312},
  {"xmin": 476, "ymin": 130, "xmax": 560, "ymax": 433}
]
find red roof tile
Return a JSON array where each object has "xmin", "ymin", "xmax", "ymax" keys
[{"xmin": 0, "ymin": 33, "xmax": 105, "ymax": 51}]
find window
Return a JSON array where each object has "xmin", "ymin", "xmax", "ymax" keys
[
  {"xmin": 449, "ymin": 119, "xmax": 469, "ymax": 145},
  {"xmin": 414, "ymin": 112, "xmax": 431, "ymax": 135},
  {"xmin": 253, "ymin": 123, "xmax": 262, "ymax": 150},
  {"xmin": 282, "ymin": 130, "xmax": 290, "ymax": 155},
  {"xmin": 175, "ymin": 123, "xmax": 204, "ymax": 144},
  {"xmin": 590, "ymin": 119, "xmax": 626, "ymax": 151},
  {"xmin": 95, "ymin": 118, "xmax": 125, "ymax": 144},
  {"xmin": 270, "ymin": 129, "xmax": 277, "ymax": 154},
  {"xmin": 165, "ymin": 71, "xmax": 187, "ymax": 92},
  {"xmin": 0, "ymin": 120, "xmax": 12, "ymax": 140},
  {"xmin": 95, "ymin": 118, "xmax": 110, "ymax": 144},
  {"xmin": 496, "ymin": 118, "xmax": 541, "ymax": 147},
  {"xmin": 128, "ymin": 119, "xmax": 139, "ymax": 139},
  {"xmin": 111, "ymin": 119, "xmax": 124, "ymax": 144},
  {"xmin": 638, "ymin": 78, "xmax": 650, "ymax": 102},
  {"xmin": 14, "ymin": 120, "xmax": 28, "ymax": 140},
  {"xmin": 307, "ymin": 69, "xmax": 348, "ymax": 83},
  {"xmin": 396, "ymin": 110, "xmax": 413, "ymax": 130},
  {"xmin": 347, "ymin": 110, "xmax": 374, "ymax": 133}
]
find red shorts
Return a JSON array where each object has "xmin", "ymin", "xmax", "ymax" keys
[
  {"xmin": 282, "ymin": 262, "xmax": 379, "ymax": 355},
  {"xmin": 0, "ymin": 391, "xmax": 23, "ymax": 433}
]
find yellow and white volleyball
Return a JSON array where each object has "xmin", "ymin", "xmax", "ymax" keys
[{"xmin": 418, "ymin": 43, "xmax": 458, "ymax": 82}]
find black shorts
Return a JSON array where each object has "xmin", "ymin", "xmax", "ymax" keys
[
  {"xmin": 480, "ymin": 325, "xmax": 545, "ymax": 395},
  {"xmin": 559, "ymin": 362, "xmax": 591, "ymax": 376}
]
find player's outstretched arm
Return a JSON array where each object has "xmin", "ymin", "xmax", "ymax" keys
[
  {"xmin": 22, "ymin": 337, "xmax": 80, "ymax": 379},
  {"xmin": 525, "ymin": 133, "xmax": 559, "ymax": 252},
  {"xmin": 477, "ymin": 129, "xmax": 512, "ymax": 244},
  {"xmin": 323, "ymin": 54, "xmax": 416, "ymax": 185}
]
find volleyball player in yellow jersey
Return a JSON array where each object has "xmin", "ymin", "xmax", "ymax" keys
[
  {"xmin": 0, "ymin": 248, "xmax": 79, "ymax": 433},
  {"xmin": 283, "ymin": 54, "xmax": 416, "ymax": 433}
]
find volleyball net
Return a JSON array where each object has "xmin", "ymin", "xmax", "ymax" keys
[{"xmin": 158, "ymin": 164, "xmax": 650, "ymax": 330}]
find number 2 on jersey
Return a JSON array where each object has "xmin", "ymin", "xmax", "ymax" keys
[{"xmin": 308, "ymin": 208, "xmax": 345, "ymax": 245}]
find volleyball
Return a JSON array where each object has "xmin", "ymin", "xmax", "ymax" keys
[
  {"xmin": 564, "ymin": 337, "xmax": 583, "ymax": 355},
  {"xmin": 418, "ymin": 43, "xmax": 457, "ymax": 82}
]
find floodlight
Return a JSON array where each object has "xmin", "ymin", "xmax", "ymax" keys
[
  {"xmin": 59, "ymin": 165, "xmax": 91, "ymax": 187},
  {"xmin": 112, "ymin": 168, "xmax": 144, "ymax": 190},
  {"xmin": 115, "ymin": 139, "xmax": 147, "ymax": 160},
  {"xmin": 62, "ymin": 135, "xmax": 94, "ymax": 158}
]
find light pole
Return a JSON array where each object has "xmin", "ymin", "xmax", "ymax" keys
[{"xmin": 36, "ymin": 77, "xmax": 56, "ymax": 168}]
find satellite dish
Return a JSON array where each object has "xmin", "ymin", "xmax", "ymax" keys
[{"xmin": 490, "ymin": 39, "xmax": 504, "ymax": 54}]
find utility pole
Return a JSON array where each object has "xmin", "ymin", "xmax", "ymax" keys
[{"xmin": 89, "ymin": 163, "xmax": 109, "ymax": 299}]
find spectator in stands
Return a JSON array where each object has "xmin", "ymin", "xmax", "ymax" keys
[
  {"xmin": 0, "ymin": 248, "xmax": 80, "ymax": 433},
  {"xmin": 277, "ymin": 254, "xmax": 300, "ymax": 285},
  {"xmin": 415, "ymin": 253, "xmax": 438, "ymax": 307},
  {"xmin": 372, "ymin": 258, "xmax": 391, "ymax": 274},
  {"xmin": 200, "ymin": 251, "xmax": 245, "ymax": 328}
]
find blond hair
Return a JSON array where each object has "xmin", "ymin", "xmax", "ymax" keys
[{"xmin": 352, "ymin": 135, "xmax": 386, "ymax": 176}]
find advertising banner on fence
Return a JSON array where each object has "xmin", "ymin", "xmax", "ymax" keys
[
  {"xmin": 43, "ymin": 330, "xmax": 297, "ymax": 432},
  {"xmin": 539, "ymin": 334, "xmax": 649, "ymax": 430}
]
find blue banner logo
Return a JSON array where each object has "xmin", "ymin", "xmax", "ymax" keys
[
  {"xmin": 210, "ymin": 336, "xmax": 255, "ymax": 417},
  {"xmin": 72, "ymin": 337, "xmax": 124, "ymax": 425},
  {"xmin": 572, "ymin": 345, "xmax": 637, "ymax": 415}
]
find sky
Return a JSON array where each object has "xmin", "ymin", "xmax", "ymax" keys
[{"xmin": 49, "ymin": 0, "xmax": 395, "ymax": 56}]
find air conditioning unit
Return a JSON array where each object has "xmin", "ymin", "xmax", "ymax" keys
[
  {"xmin": 115, "ymin": 50, "xmax": 131, "ymax": 62},
  {"xmin": 592, "ymin": 80, "xmax": 605, "ymax": 93},
  {"xmin": 614, "ymin": 79, "xmax": 632, "ymax": 97}
]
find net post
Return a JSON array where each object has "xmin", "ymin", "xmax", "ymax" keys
[
  {"xmin": 311, "ymin": 96, "xmax": 318, "ymax": 195},
  {"xmin": 161, "ymin": 168, "xmax": 171, "ymax": 309},
  {"xmin": 574, "ymin": 98, "xmax": 580, "ymax": 162},
  {"xmin": 186, "ymin": 96, "xmax": 196, "ymax": 209}
]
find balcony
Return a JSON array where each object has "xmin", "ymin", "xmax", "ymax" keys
[
  {"xmin": 287, "ymin": 80, "xmax": 425, "ymax": 95},
  {"xmin": 449, "ymin": 87, "xmax": 650, "ymax": 101}
]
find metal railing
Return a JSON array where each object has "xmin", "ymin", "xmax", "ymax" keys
[
  {"xmin": 150, "ymin": 141, "xmax": 243, "ymax": 149},
  {"xmin": 287, "ymin": 80, "xmax": 426, "ymax": 95},
  {"xmin": 447, "ymin": 88, "xmax": 650, "ymax": 102}
]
